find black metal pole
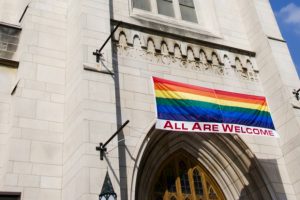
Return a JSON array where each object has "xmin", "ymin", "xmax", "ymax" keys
[
  {"xmin": 103, "ymin": 120, "xmax": 129, "ymax": 148},
  {"xmin": 93, "ymin": 22, "xmax": 122, "ymax": 63},
  {"xmin": 96, "ymin": 120, "xmax": 129, "ymax": 160},
  {"xmin": 99, "ymin": 22, "xmax": 121, "ymax": 54},
  {"xmin": 19, "ymin": 5, "xmax": 29, "ymax": 23}
]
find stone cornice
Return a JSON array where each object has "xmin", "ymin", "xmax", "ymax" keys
[{"xmin": 0, "ymin": 21, "xmax": 22, "ymax": 30}]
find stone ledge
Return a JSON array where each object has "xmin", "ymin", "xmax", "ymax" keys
[
  {"xmin": 83, "ymin": 63, "xmax": 114, "ymax": 75},
  {"xmin": 0, "ymin": 57, "xmax": 19, "ymax": 68},
  {"xmin": 0, "ymin": 21, "xmax": 22, "ymax": 30}
]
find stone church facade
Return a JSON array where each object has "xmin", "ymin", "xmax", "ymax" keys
[{"xmin": 0, "ymin": 0, "xmax": 300, "ymax": 199}]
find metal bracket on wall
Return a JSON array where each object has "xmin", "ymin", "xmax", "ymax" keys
[
  {"xmin": 96, "ymin": 120, "xmax": 129, "ymax": 160},
  {"xmin": 292, "ymin": 88, "xmax": 300, "ymax": 109},
  {"xmin": 83, "ymin": 63, "xmax": 114, "ymax": 75},
  {"xmin": 11, "ymin": 79, "xmax": 20, "ymax": 95},
  {"xmin": 93, "ymin": 22, "xmax": 122, "ymax": 63},
  {"xmin": 293, "ymin": 89, "xmax": 300, "ymax": 101},
  {"xmin": 19, "ymin": 4, "xmax": 30, "ymax": 23}
]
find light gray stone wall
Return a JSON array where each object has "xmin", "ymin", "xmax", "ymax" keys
[
  {"xmin": 238, "ymin": 0, "xmax": 300, "ymax": 199},
  {"xmin": 0, "ymin": 0, "xmax": 299, "ymax": 199},
  {"xmin": 103, "ymin": 0, "xmax": 299, "ymax": 198},
  {"xmin": 0, "ymin": 0, "xmax": 29, "ymax": 25},
  {"xmin": 0, "ymin": 0, "xmax": 67, "ymax": 199},
  {"xmin": 110, "ymin": 27, "xmax": 292, "ymax": 199},
  {"xmin": 63, "ymin": 0, "xmax": 120, "ymax": 200},
  {"xmin": 113, "ymin": 0, "xmax": 252, "ymax": 51},
  {"xmin": 0, "ymin": 65, "xmax": 17, "ymax": 189}
]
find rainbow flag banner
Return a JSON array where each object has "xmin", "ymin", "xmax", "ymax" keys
[{"xmin": 153, "ymin": 77, "xmax": 278, "ymax": 137}]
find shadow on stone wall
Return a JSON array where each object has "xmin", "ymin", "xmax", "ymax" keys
[
  {"xmin": 238, "ymin": 158, "xmax": 287, "ymax": 200},
  {"xmin": 109, "ymin": 0, "xmax": 129, "ymax": 198}
]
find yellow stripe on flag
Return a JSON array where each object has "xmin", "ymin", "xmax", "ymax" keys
[{"xmin": 155, "ymin": 90, "xmax": 269, "ymax": 112}]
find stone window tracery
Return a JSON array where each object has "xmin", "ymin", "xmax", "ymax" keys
[{"xmin": 152, "ymin": 155, "xmax": 225, "ymax": 200}]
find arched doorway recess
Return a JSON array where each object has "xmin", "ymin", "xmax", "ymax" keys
[
  {"xmin": 152, "ymin": 151, "xmax": 225, "ymax": 200},
  {"xmin": 135, "ymin": 128, "xmax": 278, "ymax": 200}
]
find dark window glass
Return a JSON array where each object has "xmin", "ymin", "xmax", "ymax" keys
[
  {"xmin": 193, "ymin": 169, "xmax": 203, "ymax": 196},
  {"xmin": 0, "ymin": 195, "xmax": 20, "ymax": 200},
  {"xmin": 165, "ymin": 165, "xmax": 177, "ymax": 192},
  {"xmin": 157, "ymin": 0, "xmax": 175, "ymax": 17},
  {"xmin": 179, "ymin": 161, "xmax": 191, "ymax": 194},
  {"xmin": 133, "ymin": 0, "xmax": 151, "ymax": 11},
  {"xmin": 179, "ymin": 0, "xmax": 198, "ymax": 23},
  {"xmin": 154, "ymin": 173, "xmax": 164, "ymax": 194}
]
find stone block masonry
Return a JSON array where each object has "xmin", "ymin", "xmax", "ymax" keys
[{"xmin": 0, "ymin": 0, "xmax": 299, "ymax": 199}]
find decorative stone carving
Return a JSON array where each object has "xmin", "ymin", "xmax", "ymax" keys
[
  {"xmin": 172, "ymin": 45, "xmax": 181, "ymax": 65},
  {"xmin": 131, "ymin": 35, "xmax": 145, "ymax": 59},
  {"xmin": 174, "ymin": 45, "xmax": 182, "ymax": 59},
  {"xmin": 145, "ymin": 39, "xmax": 155, "ymax": 62},
  {"xmin": 186, "ymin": 48, "xmax": 196, "ymax": 69},
  {"xmin": 117, "ymin": 33, "xmax": 128, "ymax": 56},
  {"xmin": 223, "ymin": 55, "xmax": 234, "ymax": 76},
  {"xmin": 212, "ymin": 53, "xmax": 223, "ymax": 75},
  {"xmin": 133, "ymin": 36, "xmax": 141, "ymax": 49},
  {"xmin": 114, "ymin": 30, "xmax": 259, "ymax": 82},
  {"xmin": 199, "ymin": 50, "xmax": 211, "ymax": 72},
  {"xmin": 235, "ymin": 58, "xmax": 249, "ymax": 80},
  {"xmin": 247, "ymin": 61, "xmax": 254, "ymax": 81},
  {"xmin": 160, "ymin": 42, "xmax": 171, "ymax": 65}
]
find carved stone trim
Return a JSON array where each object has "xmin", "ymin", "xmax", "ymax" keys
[{"xmin": 114, "ymin": 28, "xmax": 259, "ymax": 82}]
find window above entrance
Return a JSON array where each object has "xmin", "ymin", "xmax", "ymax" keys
[
  {"xmin": 152, "ymin": 154, "xmax": 225, "ymax": 200},
  {"xmin": 133, "ymin": 0, "xmax": 198, "ymax": 23},
  {"xmin": 131, "ymin": 0, "xmax": 220, "ymax": 37},
  {"xmin": 0, "ymin": 192, "xmax": 21, "ymax": 200}
]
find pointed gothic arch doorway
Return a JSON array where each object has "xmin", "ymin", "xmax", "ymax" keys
[{"xmin": 134, "ymin": 128, "xmax": 278, "ymax": 200}]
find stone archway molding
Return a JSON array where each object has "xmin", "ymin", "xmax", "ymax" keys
[{"xmin": 131, "ymin": 126, "xmax": 278, "ymax": 200}]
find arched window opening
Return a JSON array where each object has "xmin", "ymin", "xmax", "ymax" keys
[
  {"xmin": 179, "ymin": 161, "xmax": 191, "ymax": 194},
  {"xmin": 193, "ymin": 169, "xmax": 203, "ymax": 196},
  {"xmin": 152, "ymin": 154, "xmax": 225, "ymax": 200},
  {"xmin": 165, "ymin": 164, "xmax": 177, "ymax": 193}
]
